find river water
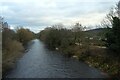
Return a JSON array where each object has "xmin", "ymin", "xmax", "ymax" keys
[{"xmin": 5, "ymin": 39, "xmax": 107, "ymax": 78}]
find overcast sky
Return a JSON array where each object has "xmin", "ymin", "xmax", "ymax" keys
[{"xmin": 0, "ymin": 0, "xmax": 119, "ymax": 33}]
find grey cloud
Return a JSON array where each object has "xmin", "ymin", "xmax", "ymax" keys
[{"xmin": 1, "ymin": 0, "xmax": 119, "ymax": 32}]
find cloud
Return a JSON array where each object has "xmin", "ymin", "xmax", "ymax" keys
[{"xmin": 1, "ymin": 0, "xmax": 119, "ymax": 32}]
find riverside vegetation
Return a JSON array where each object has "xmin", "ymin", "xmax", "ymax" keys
[
  {"xmin": 2, "ymin": 1, "xmax": 120, "ymax": 78},
  {"xmin": 1, "ymin": 19, "xmax": 35, "ymax": 75},
  {"xmin": 38, "ymin": 2, "xmax": 120, "ymax": 78},
  {"xmin": 38, "ymin": 24, "xmax": 119, "ymax": 78}
]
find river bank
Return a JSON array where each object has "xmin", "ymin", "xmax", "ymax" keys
[
  {"xmin": 53, "ymin": 45, "xmax": 119, "ymax": 78},
  {"xmin": 5, "ymin": 39, "xmax": 107, "ymax": 78},
  {"xmin": 2, "ymin": 40, "xmax": 34, "ymax": 76},
  {"xmin": 2, "ymin": 26, "xmax": 35, "ymax": 76},
  {"xmin": 38, "ymin": 26, "xmax": 119, "ymax": 78}
]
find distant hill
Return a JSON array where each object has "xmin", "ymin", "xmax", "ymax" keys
[{"xmin": 85, "ymin": 28, "xmax": 109, "ymax": 38}]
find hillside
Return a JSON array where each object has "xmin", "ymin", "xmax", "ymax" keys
[{"xmin": 85, "ymin": 28, "xmax": 109, "ymax": 38}]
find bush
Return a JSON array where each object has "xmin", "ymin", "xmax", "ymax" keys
[
  {"xmin": 16, "ymin": 28, "xmax": 35, "ymax": 45},
  {"xmin": 106, "ymin": 17, "xmax": 120, "ymax": 55},
  {"xmin": 2, "ymin": 25, "xmax": 34, "ymax": 75},
  {"xmin": 2, "ymin": 39, "xmax": 24, "ymax": 74}
]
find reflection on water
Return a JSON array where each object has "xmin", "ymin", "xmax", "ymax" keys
[{"xmin": 6, "ymin": 39, "xmax": 107, "ymax": 78}]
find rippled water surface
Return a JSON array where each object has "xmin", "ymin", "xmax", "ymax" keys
[{"xmin": 6, "ymin": 39, "xmax": 107, "ymax": 78}]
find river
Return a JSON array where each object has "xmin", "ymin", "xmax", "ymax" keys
[{"xmin": 5, "ymin": 39, "xmax": 107, "ymax": 78}]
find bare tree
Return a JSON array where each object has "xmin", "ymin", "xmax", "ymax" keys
[
  {"xmin": 117, "ymin": 1, "xmax": 120, "ymax": 18},
  {"xmin": 52, "ymin": 23, "xmax": 64, "ymax": 30},
  {"xmin": 72, "ymin": 23, "xmax": 84, "ymax": 48},
  {"xmin": 101, "ymin": 1, "xmax": 120, "ymax": 28}
]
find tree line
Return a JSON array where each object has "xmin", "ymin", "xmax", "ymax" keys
[
  {"xmin": 38, "ymin": 1, "xmax": 120, "ymax": 77},
  {"xmin": 1, "ymin": 1, "xmax": 120, "ymax": 78},
  {"xmin": 38, "ymin": 23, "xmax": 99, "ymax": 56},
  {"xmin": 1, "ymin": 18, "xmax": 35, "ymax": 75},
  {"xmin": 38, "ymin": 1, "xmax": 120, "ymax": 56}
]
